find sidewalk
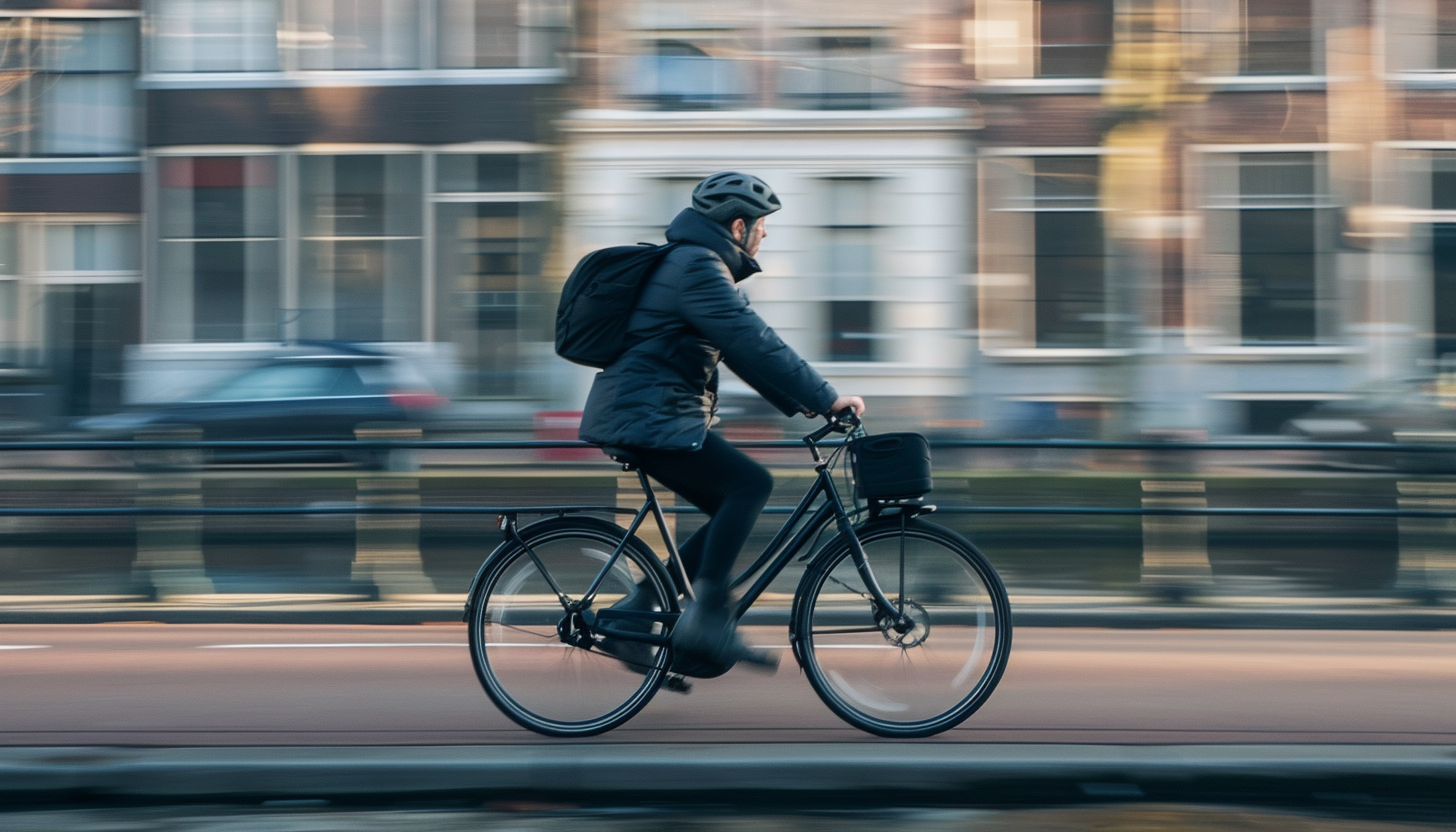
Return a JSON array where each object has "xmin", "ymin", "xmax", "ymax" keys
[
  {"xmin": 1, "ymin": 591, "xmax": 1455, "ymax": 628},
  {"xmin": 2, "ymin": 743, "xmax": 1455, "ymax": 807}
]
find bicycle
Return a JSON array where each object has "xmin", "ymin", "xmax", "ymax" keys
[{"xmin": 463, "ymin": 412, "xmax": 1012, "ymax": 738}]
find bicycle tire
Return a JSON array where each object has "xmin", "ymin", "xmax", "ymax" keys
[
  {"xmin": 791, "ymin": 517, "xmax": 1012, "ymax": 738},
  {"xmin": 466, "ymin": 516, "xmax": 676, "ymax": 737}
]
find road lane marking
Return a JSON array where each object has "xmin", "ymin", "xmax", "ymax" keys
[
  {"xmin": 0, "ymin": 645, "xmax": 48, "ymax": 650},
  {"xmin": 200, "ymin": 643, "xmax": 466, "ymax": 649},
  {"xmin": 198, "ymin": 642, "xmax": 913, "ymax": 651}
]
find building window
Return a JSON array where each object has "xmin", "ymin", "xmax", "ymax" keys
[
  {"xmin": 1235, "ymin": 154, "xmax": 1319, "ymax": 343},
  {"xmin": 436, "ymin": 152, "xmax": 545, "ymax": 193},
  {"xmin": 149, "ymin": 149, "xmax": 558, "ymax": 391},
  {"xmin": 1439, "ymin": 0, "xmax": 1456, "ymax": 70},
  {"xmin": 1432, "ymin": 154, "xmax": 1456, "ymax": 357},
  {"xmin": 628, "ymin": 38, "xmax": 748, "ymax": 110},
  {"xmin": 291, "ymin": 0, "xmax": 420, "ymax": 70},
  {"xmin": 299, "ymin": 155, "xmax": 423, "ymax": 342},
  {"xmin": 1031, "ymin": 157, "xmax": 1106, "ymax": 347},
  {"xmin": 779, "ymin": 33, "xmax": 901, "ymax": 110},
  {"xmin": 438, "ymin": 0, "xmax": 569, "ymax": 68},
  {"xmin": 434, "ymin": 153, "xmax": 550, "ymax": 397},
  {"xmin": 821, "ymin": 179, "xmax": 881, "ymax": 361},
  {"xmin": 978, "ymin": 155, "xmax": 1113, "ymax": 350},
  {"xmin": 1037, "ymin": 0, "xmax": 1113, "ymax": 78},
  {"xmin": 150, "ymin": 0, "xmax": 280, "ymax": 72},
  {"xmin": 0, "ymin": 224, "xmax": 18, "ymax": 365},
  {"xmin": 42, "ymin": 223, "xmax": 141, "ymax": 276},
  {"xmin": 149, "ymin": 0, "xmax": 569, "ymax": 72},
  {"xmin": 0, "ymin": 16, "xmax": 139, "ymax": 157},
  {"xmin": 1241, "ymin": 0, "xmax": 1313, "ymax": 75},
  {"xmin": 156, "ymin": 157, "xmax": 281, "ymax": 342},
  {"xmin": 29, "ymin": 221, "xmax": 142, "ymax": 416},
  {"xmin": 1199, "ymin": 151, "xmax": 1329, "ymax": 345}
]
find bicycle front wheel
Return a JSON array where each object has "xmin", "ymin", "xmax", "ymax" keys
[
  {"xmin": 467, "ymin": 517, "xmax": 675, "ymax": 737},
  {"xmin": 793, "ymin": 518, "xmax": 1012, "ymax": 737}
]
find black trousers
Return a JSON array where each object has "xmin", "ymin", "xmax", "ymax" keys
[{"xmin": 627, "ymin": 431, "xmax": 774, "ymax": 589}]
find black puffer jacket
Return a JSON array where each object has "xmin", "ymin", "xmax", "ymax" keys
[{"xmin": 579, "ymin": 208, "xmax": 838, "ymax": 451}]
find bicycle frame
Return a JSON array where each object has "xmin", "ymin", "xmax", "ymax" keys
[{"xmin": 497, "ymin": 423, "xmax": 912, "ymax": 643}]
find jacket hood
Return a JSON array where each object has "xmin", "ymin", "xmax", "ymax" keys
[{"xmin": 664, "ymin": 208, "xmax": 761, "ymax": 283}]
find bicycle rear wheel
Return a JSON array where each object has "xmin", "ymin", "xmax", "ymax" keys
[
  {"xmin": 466, "ymin": 517, "xmax": 675, "ymax": 737},
  {"xmin": 792, "ymin": 517, "xmax": 1012, "ymax": 737}
]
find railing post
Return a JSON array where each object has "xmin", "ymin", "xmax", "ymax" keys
[
  {"xmin": 1396, "ymin": 480, "xmax": 1456, "ymax": 600},
  {"xmin": 350, "ymin": 425, "xmax": 433, "ymax": 599},
  {"xmin": 1140, "ymin": 480, "xmax": 1212, "ymax": 598},
  {"xmin": 352, "ymin": 473, "xmax": 434, "ymax": 599},
  {"xmin": 1139, "ymin": 429, "xmax": 1211, "ymax": 599},
  {"xmin": 132, "ymin": 428, "xmax": 213, "ymax": 599}
]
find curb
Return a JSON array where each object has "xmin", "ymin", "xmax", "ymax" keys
[{"xmin": 2, "ymin": 744, "xmax": 1455, "ymax": 807}]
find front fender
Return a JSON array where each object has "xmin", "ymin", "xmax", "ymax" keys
[{"xmin": 786, "ymin": 515, "xmax": 920, "ymax": 665}]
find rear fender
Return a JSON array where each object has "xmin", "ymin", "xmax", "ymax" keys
[{"xmin": 461, "ymin": 515, "xmax": 671, "ymax": 622}]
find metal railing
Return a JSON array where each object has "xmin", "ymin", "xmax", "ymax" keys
[
  {"xmin": 0, "ymin": 435, "xmax": 1453, "ymax": 519},
  {"xmin": 4, "ymin": 435, "xmax": 1453, "ymax": 602}
]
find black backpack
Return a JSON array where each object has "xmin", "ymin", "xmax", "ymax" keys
[{"xmin": 554, "ymin": 242, "xmax": 679, "ymax": 368}]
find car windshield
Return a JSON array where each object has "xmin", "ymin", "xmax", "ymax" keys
[{"xmin": 195, "ymin": 364, "xmax": 362, "ymax": 402}]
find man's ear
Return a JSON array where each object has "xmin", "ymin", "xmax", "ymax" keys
[{"xmin": 730, "ymin": 218, "xmax": 746, "ymax": 242}]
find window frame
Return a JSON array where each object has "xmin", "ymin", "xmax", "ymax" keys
[
  {"xmin": 775, "ymin": 28, "xmax": 903, "ymax": 111},
  {"xmin": 624, "ymin": 31, "xmax": 752, "ymax": 111},
  {"xmin": 0, "ymin": 214, "xmax": 142, "ymax": 369},
  {"xmin": 1185, "ymin": 0, "xmax": 1327, "ymax": 84},
  {"xmin": 429, "ymin": 150, "xmax": 553, "ymax": 398},
  {"xmin": 143, "ymin": 0, "xmax": 572, "ymax": 76},
  {"xmin": 812, "ymin": 176, "xmax": 892, "ymax": 363},
  {"xmin": 1185, "ymin": 144, "xmax": 1343, "ymax": 353},
  {"xmin": 145, "ymin": 145, "xmax": 556, "ymax": 400},
  {"xmin": 0, "ymin": 11, "xmax": 142, "ymax": 158},
  {"xmin": 1035, "ymin": 0, "xmax": 1114, "ymax": 79},
  {"xmin": 976, "ymin": 148, "xmax": 1124, "ymax": 357}
]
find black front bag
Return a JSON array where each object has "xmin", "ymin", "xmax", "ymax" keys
[
  {"xmin": 851, "ymin": 432, "xmax": 933, "ymax": 502},
  {"xmin": 555, "ymin": 242, "xmax": 680, "ymax": 369}
]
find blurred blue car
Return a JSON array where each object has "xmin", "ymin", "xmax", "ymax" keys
[{"xmin": 78, "ymin": 352, "xmax": 446, "ymax": 467}]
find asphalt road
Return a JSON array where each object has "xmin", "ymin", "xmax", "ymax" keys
[{"xmin": 2, "ymin": 624, "xmax": 1453, "ymax": 746}]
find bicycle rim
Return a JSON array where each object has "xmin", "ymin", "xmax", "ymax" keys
[
  {"xmin": 468, "ymin": 522, "xmax": 672, "ymax": 737},
  {"xmin": 795, "ymin": 521, "xmax": 1012, "ymax": 737}
]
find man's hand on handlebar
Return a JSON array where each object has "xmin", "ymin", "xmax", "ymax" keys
[{"xmin": 828, "ymin": 395, "xmax": 866, "ymax": 419}]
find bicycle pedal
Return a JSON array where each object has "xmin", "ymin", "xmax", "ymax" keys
[{"xmin": 664, "ymin": 674, "xmax": 692, "ymax": 695}]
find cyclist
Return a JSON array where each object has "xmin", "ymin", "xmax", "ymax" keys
[{"xmin": 579, "ymin": 171, "xmax": 866, "ymax": 671}]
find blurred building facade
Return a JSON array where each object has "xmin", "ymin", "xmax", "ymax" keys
[
  {"xmin": 0, "ymin": 1, "xmax": 142, "ymax": 421},
  {"xmin": 1, "ymin": 0, "xmax": 568, "ymax": 422},
  {"xmin": 969, "ymin": 0, "xmax": 1456, "ymax": 436},
  {"xmin": 7, "ymin": 0, "xmax": 1456, "ymax": 436},
  {"xmin": 558, "ymin": 0, "xmax": 976, "ymax": 426}
]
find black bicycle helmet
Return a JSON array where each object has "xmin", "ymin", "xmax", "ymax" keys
[{"xmin": 691, "ymin": 171, "xmax": 783, "ymax": 225}]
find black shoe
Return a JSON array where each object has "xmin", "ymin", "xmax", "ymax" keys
[
  {"xmin": 595, "ymin": 585, "xmax": 660, "ymax": 674},
  {"xmin": 671, "ymin": 580, "xmax": 778, "ymax": 674}
]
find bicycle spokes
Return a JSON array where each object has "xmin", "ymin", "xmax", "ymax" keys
[
  {"xmin": 472, "ymin": 527, "xmax": 672, "ymax": 733},
  {"xmin": 795, "ymin": 522, "xmax": 1010, "ymax": 736}
]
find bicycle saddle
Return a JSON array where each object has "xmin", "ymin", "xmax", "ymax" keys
[{"xmin": 599, "ymin": 445, "xmax": 641, "ymax": 469}]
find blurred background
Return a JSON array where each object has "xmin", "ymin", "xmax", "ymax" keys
[{"xmin": 2, "ymin": 0, "xmax": 1456, "ymax": 603}]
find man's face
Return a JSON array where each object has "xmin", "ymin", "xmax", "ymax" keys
[{"xmin": 742, "ymin": 217, "xmax": 768, "ymax": 257}]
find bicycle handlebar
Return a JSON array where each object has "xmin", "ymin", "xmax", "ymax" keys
[{"xmin": 803, "ymin": 408, "xmax": 861, "ymax": 447}]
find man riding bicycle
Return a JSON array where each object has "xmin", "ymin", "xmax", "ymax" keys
[{"xmin": 579, "ymin": 172, "xmax": 865, "ymax": 671}]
